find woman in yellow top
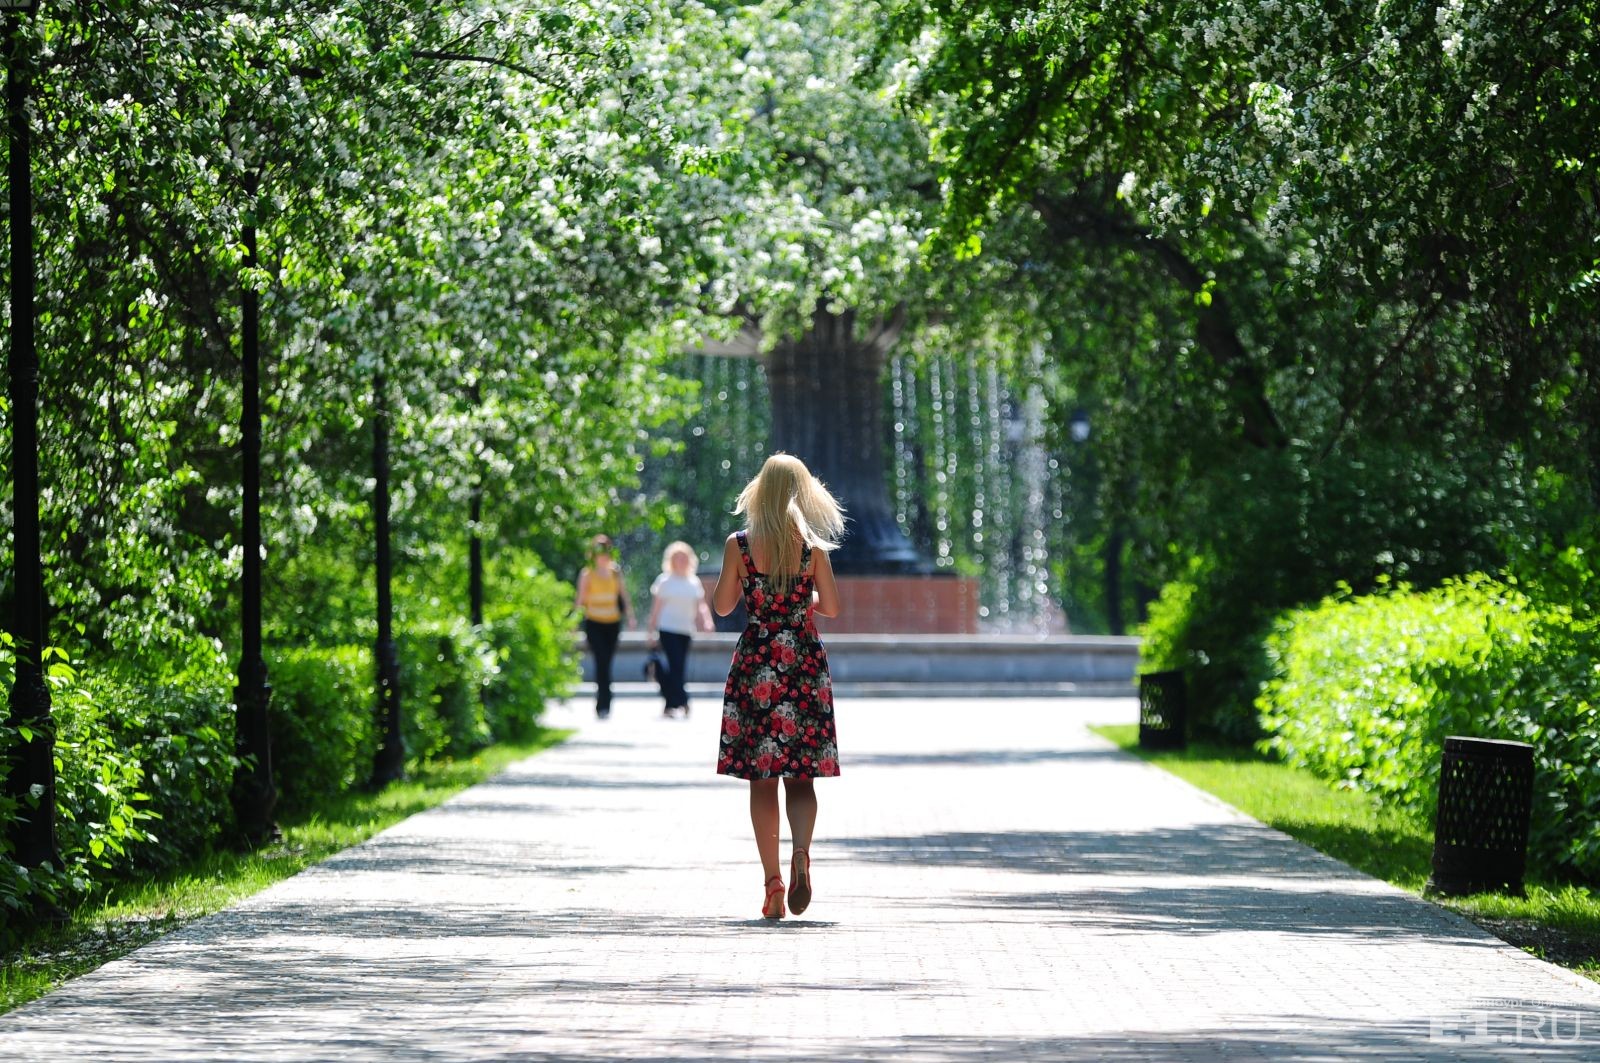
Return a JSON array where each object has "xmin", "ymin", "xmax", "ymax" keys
[{"xmin": 576, "ymin": 534, "xmax": 634, "ymax": 718}]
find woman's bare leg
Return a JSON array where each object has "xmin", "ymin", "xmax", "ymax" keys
[
  {"xmin": 783, "ymin": 778, "xmax": 818, "ymax": 912},
  {"xmin": 783, "ymin": 778, "xmax": 817, "ymax": 854},
  {"xmin": 749, "ymin": 779, "xmax": 782, "ymax": 882}
]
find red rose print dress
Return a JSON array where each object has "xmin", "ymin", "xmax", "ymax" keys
[{"xmin": 717, "ymin": 531, "xmax": 840, "ymax": 780}]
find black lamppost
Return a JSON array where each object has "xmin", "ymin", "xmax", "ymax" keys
[
  {"xmin": 371, "ymin": 370, "xmax": 405, "ymax": 786},
  {"xmin": 231, "ymin": 169, "xmax": 277, "ymax": 844},
  {"xmin": 3, "ymin": 0, "xmax": 59, "ymax": 875},
  {"xmin": 468, "ymin": 484, "xmax": 484, "ymax": 626},
  {"xmin": 467, "ymin": 377, "xmax": 484, "ymax": 628},
  {"xmin": 1068, "ymin": 407, "xmax": 1091, "ymax": 445}
]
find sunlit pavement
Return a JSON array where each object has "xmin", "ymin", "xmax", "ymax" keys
[{"xmin": 3, "ymin": 695, "xmax": 1598, "ymax": 1061}]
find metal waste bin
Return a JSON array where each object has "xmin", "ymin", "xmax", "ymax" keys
[
  {"xmin": 1427, "ymin": 736, "xmax": 1534, "ymax": 896},
  {"xmin": 1138, "ymin": 670, "xmax": 1187, "ymax": 750}
]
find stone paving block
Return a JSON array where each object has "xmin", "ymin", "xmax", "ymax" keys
[{"xmin": 1, "ymin": 696, "xmax": 1598, "ymax": 1061}]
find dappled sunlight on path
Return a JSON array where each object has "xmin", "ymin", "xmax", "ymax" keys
[{"xmin": 2, "ymin": 696, "xmax": 1598, "ymax": 1061}]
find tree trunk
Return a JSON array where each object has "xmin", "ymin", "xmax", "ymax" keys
[
  {"xmin": 1033, "ymin": 191, "xmax": 1290, "ymax": 451},
  {"xmin": 763, "ymin": 307, "xmax": 926, "ymax": 574}
]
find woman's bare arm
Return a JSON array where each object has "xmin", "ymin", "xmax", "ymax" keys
[
  {"xmin": 711, "ymin": 534, "xmax": 744, "ymax": 616},
  {"xmin": 811, "ymin": 548, "xmax": 840, "ymax": 618}
]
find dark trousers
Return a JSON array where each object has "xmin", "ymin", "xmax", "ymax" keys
[
  {"xmin": 584, "ymin": 619, "xmax": 622, "ymax": 715},
  {"xmin": 659, "ymin": 631, "xmax": 692, "ymax": 709}
]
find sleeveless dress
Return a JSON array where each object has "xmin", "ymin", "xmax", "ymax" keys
[{"xmin": 717, "ymin": 531, "xmax": 840, "ymax": 780}]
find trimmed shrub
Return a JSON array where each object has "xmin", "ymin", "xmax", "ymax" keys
[
  {"xmin": 1259, "ymin": 577, "xmax": 1600, "ymax": 880},
  {"xmin": 1, "ymin": 644, "xmax": 233, "ymax": 927},
  {"xmin": 266, "ymin": 645, "xmax": 376, "ymax": 815},
  {"xmin": 1141, "ymin": 441, "xmax": 1530, "ymax": 739},
  {"xmin": 483, "ymin": 609, "xmax": 579, "ymax": 740},
  {"xmin": 1, "ymin": 553, "xmax": 579, "ymax": 928},
  {"xmin": 397, "ymin": 619, "xmax": 495, "ymax": 759},
  {"xmin": 1140, "ymin": 561, "xmax": 1275, "ymax": 741},
  {"xmin": 483, "ymin": 559, "xmax": 581, "ymax": 740},
  {"xmin": 96, "ymin": 676, "xmax": 234, "ymax": 870}
]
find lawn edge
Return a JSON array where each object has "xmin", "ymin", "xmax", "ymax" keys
[
  {"xmin": 1087, "ymin": 723, "xmax": 1600, "ymax": 986},
  {"xmin": 0, "ymin": 727, "xmax": 574, "ymax": 1016}
]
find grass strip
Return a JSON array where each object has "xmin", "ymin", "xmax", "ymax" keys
[
  {"xmin": 1092, "ymin": 724, "xmax": 1600, "ymax": 982},
  {"xmin": 0, "ymin": 728, "xmax": 571, "ymax": 1015}
]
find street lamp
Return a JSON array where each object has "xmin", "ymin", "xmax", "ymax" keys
[
  {"xmin": 3, "ymin": 0, "xmax": 61, "ymax": 878},
  {"xmin": 370, "ymin": 368, "xmax": 405, "ymax": 786},
  {"xmin": 230, "ymin": 165, "xmax": 278, "ymax": 845},
  {"xmin": 1068, "ymin": 407, "xmax": 1091, "ymax": 444},
  {"xmin": 225, "ymin": 60, "xmax": 325, "ymax": 836},
  {"xmin": 1004, "ymin": 399, "xmax": 1026, "ymax": 445}
]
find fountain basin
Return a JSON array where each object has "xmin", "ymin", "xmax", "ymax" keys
[
  {"xmin": 699, "ymin": 572, "xmax": 982, "ymax": 634},
  {"xmin": 584, "ymin": 631, "xmax": 1140, "ymax": 694}
]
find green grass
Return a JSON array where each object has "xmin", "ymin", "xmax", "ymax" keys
[
  {"xmin": 1092, "ymin": 724, "xmax": 1600, "ymax": 981},
  {"xmin": 0, "ymin": 728, "xmax": 571, "ymax": 1015}
]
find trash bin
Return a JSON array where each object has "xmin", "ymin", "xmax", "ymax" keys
[
  {"xmin": 1138, "ymin": 670, "xmax": 1187, "ymax": 750},
  {"xmin": 1427, "ymin": 736, "xmax": 1534, "ymax": 896}
]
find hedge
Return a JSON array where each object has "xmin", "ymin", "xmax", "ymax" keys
[
  {"xmin": 1139, "ymin": 562, "xmax": 1282, "ymax": 742},
  {"xmin": 1258, "ymin": 577, "xmax": 1600, "ymax": 880},
  {"xmin": 483, "ymin": 562, "xmax": 580, "ymax": 740},
  {"xmin": 396, "ymin": 620, "xmax": 496, "ymax": 760},
  {"xmin": 2, "ymin": 587, "xmax": 578, "ymax": 932},
  {"xmin": 0, "ymin": 650, "xmax": 234, "ymax": 923},
  {"xmin": 266, "ymin": 645, "xmax": 376, "ymax": 815}
]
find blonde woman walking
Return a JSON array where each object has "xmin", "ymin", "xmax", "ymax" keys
[
  {"xmin": 711, "ymin": 453, "xmax": 844, "ymax": 920},
  {"xmin": 647, "ymin": 541, "xmax": 714, "ymax": 718}
]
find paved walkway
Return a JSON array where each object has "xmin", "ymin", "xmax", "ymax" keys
[{"xmin": 3, "ymin": 696, "xmax": 1599, "ymax": 1061}]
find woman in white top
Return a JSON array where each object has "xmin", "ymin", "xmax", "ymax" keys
[{"xmin": 648, "ymin": 541, "xmax": 714, "ymax": 718}]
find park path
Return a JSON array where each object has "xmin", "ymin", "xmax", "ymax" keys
[{"xmin": 2, "ymin": 695, "xmax": 1599, "ymax": 1061}]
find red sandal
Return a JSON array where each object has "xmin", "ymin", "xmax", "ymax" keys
[{"xmin": 762, "ymin": 874, "xmax": 786, "ymax": 920}]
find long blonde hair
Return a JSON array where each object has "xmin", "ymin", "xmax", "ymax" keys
[
  {"xmin": 661, "ymin": 540, "xmax": 698, "ymax": 574},
  {"xmin": 734, "ymin": 453, "xmax": 845, "ymax": 595}
]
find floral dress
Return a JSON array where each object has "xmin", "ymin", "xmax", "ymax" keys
[{"xmin": 717, "ymin": 531, "xmax": 840, "ymax": 780}]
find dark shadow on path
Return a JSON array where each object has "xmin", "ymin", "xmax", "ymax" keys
[
  {"xmin": 926, "ymin": 883, "xmax": 1485, "ymax": 943},
  {"xmin": 311, "ymin": 836, "xmax": 639, "ymax": 879},
  {"xmin": 10, "ymin": 1001, "xmax": 1598, "ymax": 1062},
  {"xmin": 828, "ymin": 823, "xmax": 1509, "ymax": 946},
  {"xmin": 849, "ymin": 747, "xmax": 1132, "ymax": 769},
  {"xmin": 829, "ymin": 823, "xmax": 1354, "ymax": 880},
  {"xmin": 468, "ymin": 771, "xmax": 724, "ymax": 792}
]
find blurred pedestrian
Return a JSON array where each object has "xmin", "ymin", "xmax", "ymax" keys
[
  {"xmin": 576, "ymin": 534, "xmax": 633, "ymax": 718},
  {"xmin": 711, "ymin": 453, "xmax": 844, "ymax": 920},
  {"xmin": 647, "ymin": 541, "xmax": 714, "ymax": 719}
]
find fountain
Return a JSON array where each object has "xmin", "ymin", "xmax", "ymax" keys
[
  {"xmin": 763, "ymin": 308, "xmax": 924, "ymax": 574},
  {"xmin": 597, "ymin": 335, "xmax": 1141, "ymax": 695},
  {"xmin": 669, "ymin": 318, "xmax": 1063, "ymax": 635}
]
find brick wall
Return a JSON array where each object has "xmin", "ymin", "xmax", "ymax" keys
[{"xmin": 699, "ymin": 573, "xmax": 980, "ymax": 634}]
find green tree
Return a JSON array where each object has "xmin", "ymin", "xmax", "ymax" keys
[{"xmin": 877, "ymin": 0, "xmax": 1598, "ymax": 726}]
